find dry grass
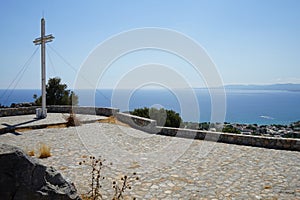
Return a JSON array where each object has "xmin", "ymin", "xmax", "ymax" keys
[
  {"xmin": 25, "ymin": 146, "xmax": 35, "ymax": 157},
  {"xmin": 47, "ymin": 123, "xmax": 67, "ymax": 128},
  {"xmin": 66, "ymin": 111, "xmax": 81, "ymax": 127},
  {"xmin": 98, "ymin": 116, "xmax": 129, "ymax": 127},
  {"xmin": 27, "ymin": 149, "xmax": 35, "ymax": 157},
  {"xmin": 98, "ymin": 116, "xmax": 117, "ymax": 123},
  {"xmin": 39, "ymin": 143, "xmax": 51, "ymax": 159},
  {"xmin": 17, "ymin": 127, "xmax": 35, "ymax": 132}
]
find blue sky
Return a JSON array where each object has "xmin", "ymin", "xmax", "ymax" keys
[{"xmin": 0, "ymin": 0, "xmax": 300, "ymax": 89}]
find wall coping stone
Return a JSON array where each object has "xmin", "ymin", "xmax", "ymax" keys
[{"xmin": 0, "ymin": 106, "xmax": 119, "ymax": 117}]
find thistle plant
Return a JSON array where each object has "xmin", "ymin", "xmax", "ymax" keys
[
  {"xmin": 79, "ymin": 156, "xmax": 139, "ymax": 200},
  {"xmin": 112, "ymin": 173, "xmax": 139, "ymax": 200},
  {"xmin": 79, "ymin": 156, "xmax": 105, "ymax": 200}
]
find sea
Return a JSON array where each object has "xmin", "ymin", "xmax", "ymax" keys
[{"xmin": 0, "ymin": 88, "xmax": 299, "ymax": 125}]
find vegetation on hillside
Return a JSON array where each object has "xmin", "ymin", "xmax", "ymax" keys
[{"xmin": 222, "ymin": 124, "xmax": 241, "ymax": 134}]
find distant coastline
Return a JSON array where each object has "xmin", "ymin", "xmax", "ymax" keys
[{"xmin": 223, "ymin": 83, "xmax": 300, "ymax": 92}]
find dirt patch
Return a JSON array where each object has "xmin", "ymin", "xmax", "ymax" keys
[
  {"xmin": 16, "ymin": 127, "xmax": 35, "ymax": 132},
  {"xmin": 46, "ymin": 124, "xmax": 67, "ymax": 129},
  {"xmin": 98, "ymin": 116, "xmax": 129, "ymax": 127}
]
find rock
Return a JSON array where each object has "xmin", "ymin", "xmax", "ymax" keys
[{"xmin": 0, "ymin": 144, "xmax": 81, "ymax": 200}]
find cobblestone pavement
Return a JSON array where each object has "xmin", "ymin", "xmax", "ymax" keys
[
  {"xmin": 1, "ymin": 121, "xmax": 300, "ymax": 199},
  {"xmin": 0, "ymin": 113, "xmax": 107, "ymax": 128},
  {"xmin": 0, "ymin": 113, "xmax": 106, "ymax": 129}
]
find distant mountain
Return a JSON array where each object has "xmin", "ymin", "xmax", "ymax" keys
[{"xmin": 224, "ymin": 83, "xmax": 300, "ymax": 91}]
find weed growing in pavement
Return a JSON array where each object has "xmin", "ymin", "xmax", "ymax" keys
[
  {"xmin": 79, "ymin": 156, "xmax": 139, "ymax": 200},
  {"xmin": 27, "ymin": 149, "xmax": 35, "ymax": 156},
  {"xmin": 26, "ymin": 148, "xmax": 35, "ymax": 157},
  {"xmin": 66, "ymin": 111, "xmax": 81, "ymax": 127},
  {"xmin": 38, "ymin": 143, "xmax": 51, "ymax": 158},
  {"xmin": 112, "ymin": 173, "xmax": 139, "ymax": 200}
]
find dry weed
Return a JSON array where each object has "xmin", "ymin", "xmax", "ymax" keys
[
  {"xmin": 27, "ymin": 149, "xmax": 35, "ymax": 157},
  {"xmin": 39, "ymin": 143, "xmax": 51, "ymax": 158},
  {"xmin": 66, "ymin": 111, "xmax": 81, "ymax": 127},
  {"xmin": 79, "ymin": 156, "xmax": 139, "ymax": 200}
]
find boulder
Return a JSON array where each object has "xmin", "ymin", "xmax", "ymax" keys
[{"xmin": 0, "ymin": 144, "xmax": 81, "ymax": 200}]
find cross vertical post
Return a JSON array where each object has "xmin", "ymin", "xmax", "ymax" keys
[{"xmin": 33, "ymin": 18, "xmax": 54, "ymax": 118}]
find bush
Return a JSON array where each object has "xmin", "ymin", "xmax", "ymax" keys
[
  {"xmin": 222, "ymin": 125, "xmax": 241, "ymax": 134},
  {"xmin": 130, "ymin": 107, "xmax": 182, "ymax": 128}
]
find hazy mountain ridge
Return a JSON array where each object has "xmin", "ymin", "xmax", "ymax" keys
[{"xmin": 224, "ymin": 83, "xmax": 300, "ymax": 91}]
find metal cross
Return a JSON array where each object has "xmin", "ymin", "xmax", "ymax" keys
[{"xmin": 33, "ymin": 18, "xmax": 54, "ymax": 118}]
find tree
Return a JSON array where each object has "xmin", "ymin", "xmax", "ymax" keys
[
  {"xmin": 130, "ymin": 107, "xmax": 149, "ymax": 118},
  {"xmin": 34, "ymin": 77, "xmax": 78, "ymax": 106},
  {"xmin": 165, "ymin": 109, "xmax": 182, "ymax": 128},
  {"xmin": 130, "ymin": 107, "xmax": 182, "ymax": 128}
]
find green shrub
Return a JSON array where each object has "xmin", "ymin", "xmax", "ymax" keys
[
  {"xmin": 130, "ymin": 107, "xmax": 182, "ymax": 128},
  {"xmin": 222, "ymin": 125, "xmax": 241, "ymax": 134}
]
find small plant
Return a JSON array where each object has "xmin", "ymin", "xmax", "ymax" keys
[
  {"xmin": 66, "ymin": 111, "xmax": 81, "ymax": 127},
  {"xmin": 27, "ymin": 149, "xmax": 35, "ymax": 157},
  {"xmin": 25, "ymin": 147, "xmax": 35, "ymax": 157},
  {"xmin": 112, "ymin": 173, "xmax": 139, "ymax": 200},
  {"xmin": 79, "ymin": 156, "xmax": 106, "ymax": 200},
  {"xmin": 39, "ymin": 143, "xmax": 51, "ymax": 158},
  {"xmin": 79, "ymin": 156, "xmax": 139, "ymax": 200}
]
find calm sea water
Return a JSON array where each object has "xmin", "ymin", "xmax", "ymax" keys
[{"xmin": 1, "ymin": 89, "xmax": 300, "ymax": 125}]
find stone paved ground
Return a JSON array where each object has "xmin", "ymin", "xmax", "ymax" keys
[
  {"xmin": 0, "ymin": 113, "xmax": 106, "ymax": 129},
  {"xmin": 1, "ymin": 119, "xmax": 300, "ymax": 199}
]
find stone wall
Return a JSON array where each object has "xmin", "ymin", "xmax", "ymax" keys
[
  {"xmin": 0, "ymin": 107, "xmax": 37, "ymax": 117},
  {"xmin": 157, "ymin": 127, "xmax": 300, "ymax": 151},
  {"xmin": 47, "ymin": 106, "xmax": 119, "ymax": 116},
  {"xmin": 115, "ymin": 112, "xmax": 157, "ymax": 133},
  {"xmin": 115, "ymin": 113, "xmax": 300, "ymax": 151},
  {"xmin": 0, "ymin": 106, "xmax": 119, "ymax": 117}
]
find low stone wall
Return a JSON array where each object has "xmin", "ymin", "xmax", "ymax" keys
[
  {"xmin": 47, "ymin": 106, "xmax": 119, "ymax": 116},
  {"xmin": 157, "ymin": 127, "xmax": 300, "ymax": 151},
  {"xmin": 0, "ymin": 106, "xmax": 119, "ymax": 117},
  {"xmin": 113, "ymin": 113, "xmax": 300, "ymax": 151},
  {"xmin": 0, "ymin": 107, "xmax": 37, "ymax": 117},
  {"xmin": 115, "ymin": 112, "xmax": 157, "ymax": 133}
]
